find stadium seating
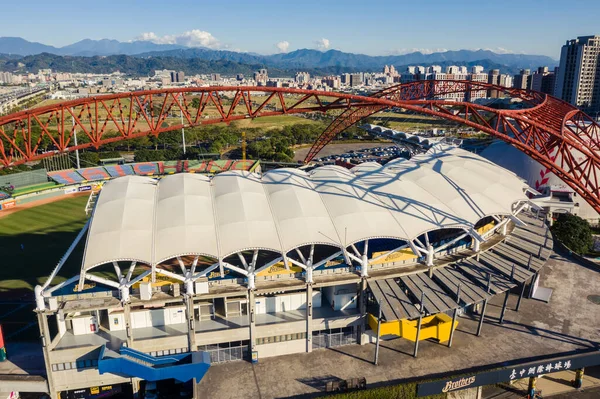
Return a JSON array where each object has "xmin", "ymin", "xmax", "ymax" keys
[
  {"xmin": 132, "ymin": 162, "xmax": 160, "ymax": 176},
  {"xmin": 230, "ymin": 160, "xmax": 256, "ymax": 171},
  {"xmin": 77, "ymin": 167, "xmax": 111, "ymax": 181},
  {"xmin": 48, "ymin": 170, "xmax": 86, "ymax": 185},
  {"xmin": 104, "ymin": 164, "xmax": 135, "ymax": 178},
  {"xmin": 187, "ymin": 160, "xmax": 209, "ymax": 173},
  {"xmin": 162, "ymin": 160, "xmax": 187, "ymax": 174},
  {"xmin": 207, "ymin": 160, "xmax": 233, "ymax": 173}
]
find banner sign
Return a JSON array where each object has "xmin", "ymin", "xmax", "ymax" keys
[
  {"xmin": 64, "ymin": 187, "xmax": 78, "ymax": 195},
  {"xmin": 63, "ymin": 383, "xmax": 123, "ymax": 399},
  {"xmin": 78, "ymin": 185, "xmax": 92, "ymax": 192},
  {"xmin": 1, "ymin": 200, "xmax": 16, "ymax": 209},
  {"xmin": 417, "ymin": 351, "xmax": 600, "ymax": 396}
]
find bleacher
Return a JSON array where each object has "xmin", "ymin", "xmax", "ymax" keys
[
  {"xmin": 132, "ymin": 162, "xmax": 162, "ymax": 176},
  {"xmin": 104, "ymin": 164, "xmax": 135, "ymax": 178},
  {"xmin": 76, "ymin": 167, "xmax": 111, "ymax": 181},
  {"xmin": 46, "ymin": 160, "xmax": 260, "ymax": 185},
  {"xmin": 47, "ymin": 170, "xmax": 87, "ymax": 185}
]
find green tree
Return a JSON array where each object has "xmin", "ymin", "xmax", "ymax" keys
[{"xmin": 551, "ymin": 213, "xmax": 593, "ymax": 254}]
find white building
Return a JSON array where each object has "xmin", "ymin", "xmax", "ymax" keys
[{"xmin": 555, "ymin": 35, "xmax": 600, "ymax": 115}]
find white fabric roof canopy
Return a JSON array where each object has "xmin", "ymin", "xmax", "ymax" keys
[{"xmin": 82, "ymin": 145, "xmax": 530, "ymax": 271}]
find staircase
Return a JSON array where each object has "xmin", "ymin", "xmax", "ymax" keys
[
  {"xmin": 98, "ymin": 345, "xmax": 210, "ymax": 383},
  {"xmin": 85, "ymin": 190, "xmax": 98, "ymax": 216}
]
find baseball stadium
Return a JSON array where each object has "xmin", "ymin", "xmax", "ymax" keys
[{"xmin": 0, "ymin": 81, "xmax": 599, "ymax": 399}]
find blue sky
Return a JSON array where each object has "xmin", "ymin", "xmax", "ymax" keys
[{"xmin": 1, "ymin": 0, "xmax": 598, "ymax": 58}]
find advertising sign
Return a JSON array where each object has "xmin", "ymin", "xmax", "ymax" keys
[
  {"xmin": 63, "ymin": 383, "xmax": 123, "ymax": 399},
  {"xmin": 78, "ymin": 185, "xmax": 92, "ymax": 192},
  {"xmin": 417, "ymin": 351, "xmax": 600, "ymax": 396},
  {"xmin": 1, "ymin": 200, "xmax": 16, "ymax": 209},
  {"xmin": 64, "ymin": 187, "xmax": 78, "ymax": 195}
]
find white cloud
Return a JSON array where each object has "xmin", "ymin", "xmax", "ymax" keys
[
  {"xmin": 388, "ymin": 48, "xmax": 448, "ymax": 55},
  {"xmin": 315, "ymin": 38, "xmax": 330, "ymax": 50},
  {"xmin": 275, "ymin": 41, "xmax": 290, "ymax": 53},
  {"xmin": 477, "ymin": 47, "xmax": 519, "ymax": 54},
  {"xmin": 134, "ymin": 30, "xmax": 222, "ymax": 49}
]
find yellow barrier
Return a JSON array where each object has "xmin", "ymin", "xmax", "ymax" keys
[{"xmin": 368, "ymin": 312, "xmax": 458, "ymax": 343}]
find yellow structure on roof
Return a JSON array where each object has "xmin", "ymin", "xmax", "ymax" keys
[{"xmin": 367, "ymin": 312, "xmax": 458, "ymax": 343}]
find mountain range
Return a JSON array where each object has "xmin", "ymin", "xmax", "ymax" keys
[
  {"xmin": 0, "ymin": 37, "xmax": 558, "ymax": 72},
  {"xmin": 0, "ymin": 37, "xmax": 186, "ymax": 57}
]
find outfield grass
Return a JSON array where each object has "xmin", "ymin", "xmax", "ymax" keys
[
  {"xmin": 0, "ymin": 195, "xmax": 89, "ymax": 292},
  {"xmin": 13, "ymin": 182, "xmax": 61, "ymax": 196},
  {"xmin": 231, "ymin": 115, "xmax": 320, "ymax": 129}
]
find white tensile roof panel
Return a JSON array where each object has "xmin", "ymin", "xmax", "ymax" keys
[
  {"xmin": 353, "ymin": 166, "xmax": 470, "ymax": 238},
  {"xmin": 310, "ymin": 165, "xmax": 410, "ymax": 245},
  {"xmin": 83, "ymin": 176, "xmax": 156, "ymax": 270},
  {"xmin": 81, "ymin": 145, "xmax": 530, "ymax": 271},
  {"xmin": 262, "ymin": 168, "xmax": 341, "ymax": 251},
  {"xmin": 154, "ymin": 173, "xmax": 218, "ymax": 263},
  {"xmin": 212, "ymin": 171, "xmax": 282, "ymax": 256}
]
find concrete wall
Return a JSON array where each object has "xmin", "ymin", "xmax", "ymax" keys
[
  {"xmin": 52, "ymin": 368, "xmax": 131, "ymax": 392},
  {"xmin": 131, "ymin": 334, "xmax": 188, "ymax": 353},
  {"xmin": 256, "ymin": 339, "xmax": 305, "ymax": 358}
]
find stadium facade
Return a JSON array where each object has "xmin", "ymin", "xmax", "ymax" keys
[{"xmin": 34, "ymin": 144, "xmax": 553, "ymax": 398}]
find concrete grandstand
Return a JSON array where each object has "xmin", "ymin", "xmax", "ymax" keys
[{"xmin": 31, "ymin": 143, "xmax": 555, "ymax": 398}]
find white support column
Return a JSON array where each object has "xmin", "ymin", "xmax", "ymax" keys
[
  {"xmin": 473, "ymin": 237, "xmax": 481, "ymax": 252},
  {"xmin": 248, "ymin": 289, "xmax": 256, "ymax": 358},
  {"xmin": 361, "ymin": 240, "xmax": 369, "ymax": 277},
  {"xmin": 305, "ymin": 265, "xmax": 313, "ymax": 284},
  {"xmin": 501, "ymin": 220, "xmax": 508, "ymax": 235},
  {"xmin": 306, "ymin": 283, "xmax": 313, "ymax": 353},
  {"xmin": 247, "ymin": 273, "xmax": 256, "ymax": 290},
  {"xmin": 119, "ymin": 285, "xmax": 130, "ymax": 303},
  {"xmin": 35, "ymin": 285, "xmax": 45, "ymax": 311},
  {"xmin": 426, "ymin": 245, "xmax": 434, "ymax": 266}
]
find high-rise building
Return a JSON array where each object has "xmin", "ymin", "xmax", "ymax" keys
[
  {"xmin": 170, "ymin": 71, "xmax": 185, "ymax": 83},
  {"xmin": 531, "ymin": 66, "xmax": 556, "ymax": 95},
  {"xmin": 513, "ymin": 69, "xmax": 532, "ymax": 90},
  {"xmin": 253, "ymin": 69, "xmax": 268, "ymax": 85},
  {"xmin": 322, "ymin": 76, "xmax": 341, "ymax": 89},
  {"xmin": 555, "ymin": 35, "xmax": 600, "ymax": 114},
  {"xmin": 211, "ymin": 73, "xmax": 221, "ymax": 81},
  {"xmin": 295, "ymin": 72, "xmax": 310, "ymax": 84},
  {"xmin": 487, "ymin": 69, "xmax": 501, "ymax": 98},
  {"xmin": 349, "ymin": 73, "xmax": 363, "ymax": 87}
]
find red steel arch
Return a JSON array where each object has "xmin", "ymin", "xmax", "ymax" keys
[
  {"xmin": 305, "ymin": 80, "xmax": 600, "ymax": 214},
  {"xmin": 1, "ymin": 82, "xmax": 600, "ymax": 213}
]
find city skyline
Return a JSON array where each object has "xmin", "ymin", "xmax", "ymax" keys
[{"xmin": 1, "ymin": 0, "xmax": 599, "ymax": 58}]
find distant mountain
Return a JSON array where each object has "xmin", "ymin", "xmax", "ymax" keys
[
  {"xmin": 0, "ymin": 52, "xmax": 524, "ymax": 76},
  {"xmin": 0, "ymin": 37, "xmax": 187, "ymax": 56},
  {"xmin": 59, "ymin": 39, "xmax": 186, "ymax": 56},
  {"xmin": 136, "ymin": 48, "xmax": 558, "ymax": 71},
  {"xmin": 0, "ymin": 37, "xmax": 60, "ymax": 56},
  {"xmin": 0, "ymin": 53, "xmax": 294, "ymax": 77},
  {"xmin": 0, "ymin": 37, "xmax": 558, "ymax": 72}
]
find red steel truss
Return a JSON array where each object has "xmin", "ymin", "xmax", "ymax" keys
[
  {"xmin": 304, "ymin": 80, "xmax": 600, "ymax": 214},
  {"xmin": 1, "ymin": 82, "xmax": 600, "ymax": 213}
]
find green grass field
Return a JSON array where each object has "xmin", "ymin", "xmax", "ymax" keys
[
  {"xmin": 0, "ymin": 195, "xmax": 89, "ymax": 292},
  {"xmin": 13, "ymin": 181, "xmax": 62, "ymax": 196}
]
